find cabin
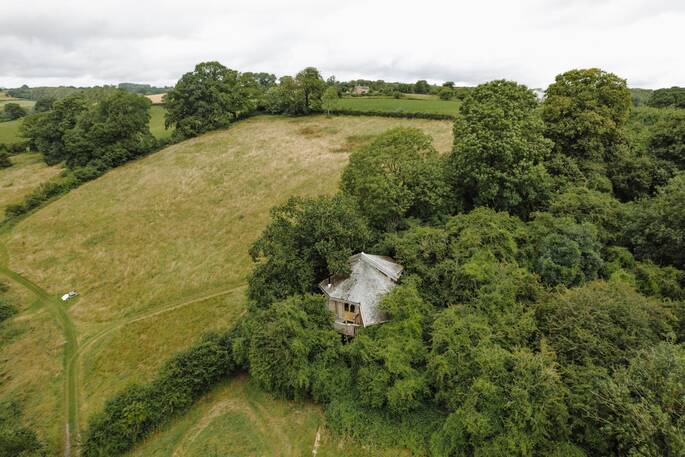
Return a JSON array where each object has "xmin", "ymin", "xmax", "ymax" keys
[
  {"xmin": 319, "ymin": 252, "xmax": 403, "ymax": 337},
  {"xmin": 352, "ymin": 85, "xmax": 370, "ymax": 95}
]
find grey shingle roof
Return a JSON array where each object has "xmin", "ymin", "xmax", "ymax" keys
[{"xmin": 319, "ymin": 252, "xmax": 403, "ymax": 327}]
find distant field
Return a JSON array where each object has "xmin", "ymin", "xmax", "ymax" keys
[
  {"xmin": 0, "ymin": 118, "xmax": 23, "ymax": 143},
  {"xmin": 0, "ymin": 115, "xmax": 452, "ymax": 454},
  {"xmin": 145, "ymin": 93, "xmax": 166, "ymax": 104},
  {"xmin": 0, "ymin": 98, "xmax": 36, "ymax": 110},
  {"xmin": 336, "ymin": 96, "xmax": 460, "ymax": 116},
  {"xmin": 0, "ymin": 153, "xmax": 63, "ymax": 217},
  {"xmin": 149, "ymin": 105, "xmax": 173, "ymax": 139}
]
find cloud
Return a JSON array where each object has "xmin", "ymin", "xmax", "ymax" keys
[{"xmin": 0, "ymin": 0, "xmax": 683, "ymax": 89}]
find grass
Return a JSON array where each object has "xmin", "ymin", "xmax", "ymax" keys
[
  {"xmin": 0, "ymin": 114, "xmax": 452, "ymax": 455},
  {"xmin": 0, "ymin": 118, "xmax": 24, "ymax": 143},
  {"xmin": 149, "ymin": 105, "xmax": 174, "ymax": 139},
  {"xmin": 336, "ymin": 96, "xmax": 460, "ymax": 116},
  {"xmin": 0, "ymin": 153, "xmax": 63, "ymax": 216},
  {"xmin": 127, "ymin": 375, "xmax": 408, "ymax": 457}
]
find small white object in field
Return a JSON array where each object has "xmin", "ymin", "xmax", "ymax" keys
[{"xmin": 61, "ymin": 291, "xmax": 79, "ymax": 301}]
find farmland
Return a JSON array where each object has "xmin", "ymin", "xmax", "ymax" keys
[
  {"xmin": 336, "ymin": 96, "xmax": 461, "ymax": 116},
  {"xmin": 0, "ymin": 114, "xmax": 451, "ymax": 454}
]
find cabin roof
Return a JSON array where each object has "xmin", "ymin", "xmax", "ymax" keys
[{"xmin": 319, "ymin": 252, "xmax": 403, "ymax": 326}]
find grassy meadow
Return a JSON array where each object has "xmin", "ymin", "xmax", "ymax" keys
[
  {"xmin": 0, "ymin": 152, "xmax": 63, "ymax": 216},
  {"xmin": 0, "ymin": 114, "xmax": 452, "ymax": 454},
  {"xmin": 336, "ymin": 96, "xmax": 461, "ymax": 116},
  {"xmin": 0, "ymin": 118, "xmax": 24, "ymax": 143}
]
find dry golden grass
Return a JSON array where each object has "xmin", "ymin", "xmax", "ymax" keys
[
  {"xmin": 0, "ymin": 153, "xmax": 63, "ymax": 217},
  {"xmin": 0, "ymin": 115, "xmax": 452, "ymax": 452},
  {"xmin": 145, "ymin": 93, "xmax": 166, "ymax": 105}
]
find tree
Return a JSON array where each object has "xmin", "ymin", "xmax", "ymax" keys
[
  {"xmin": 2, "ymin": 103, "xmax": 27, "ymax": 121},
  {"xmin": 446, "ymin": 80, "xmax": 553, "ymax": 218},
  {"xmin": 341, "ymin": 127, "xmax": 450, "ymax": 231},
  {"xmin": 437, "ymin": 87, "xmax": 453, "ymax": 100},
  {"xmin": 536, "ymin": 280, "xmax": 675, "ymax": 369},
  {"xmin": 247, "ymin": 194, "xmax": 372, "ymax": 307},
  {"xmin": 542, "ymin": 68, "xmax": 631, "ymax": 162},
  {"xmin": 164, "ymin": 61, "xmax": 255, "ymax": 138},
  {"xmin": 20, "ymin": 94, "xmax": 89, "ymax": 165},
  {"xmin": 524, "ymin": 212, "xmax": 604, "ymax": 287},
  {"xmin": 428, "ymin": 307, "xmax": 572, "ymax": 456},
  {"xmin": 647, "ymin": 86, "xmax": 685, "ymax": 108},
  {"xmin": 295, "ymin": 67, "xmax": 325, "ymax": 113},
  {"xmin": 350, "ymin": 282, "xmax": 433, "ymax": 415},
  {"xmin": 33, "ymin": 96, "xmax": 56, "ymax": 113},
  {"xmin": 241, "ymin": 294, "xmax": 342, "ymax": 399},
  {"xmin": 62, "ymin": 91, "xmax": 155, "ymax": 169},
  {"xmin": 648, "ymin": 110, "xmax": 685, "ymax": 169},
  {"xmin": 321, "ymin": 85, "xmax": 339, "ymax": 115},
  {"xmin": 0, "ymin": 145, "xmax": 11, "ymax": 168},
  {"xmin": 597, "ymin": 343, "xmax": 685, "ymax": 456},
  {"xmin": 623, "ymin": 174, "xmax": 685, "ymax": 268},
  {"xmin": 414, "ymin": 80, "xmax": 430, "ymax": 94}
]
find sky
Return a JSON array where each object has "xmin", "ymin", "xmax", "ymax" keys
[{"xmin": 1, "ymin": 0, "xmax": 683, "ymax": 90}]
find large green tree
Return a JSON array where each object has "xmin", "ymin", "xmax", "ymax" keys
[
  {"xmin": 624, "ymin": 174, "xmax": 685, "ymax": 268},
  {"xmin": 63, "ymin": 91, "xmax": 155, "ymax": 169},
  {"xmin": 2, "ymin": 102, "xmax": 27, "ymax": 121},
  {"xmin": 341, "ymin": 127, "xmax": 450, "ymax": 231},
  {"xmin": 20, "ymin": 94, "xmax": 89, "ymax": 165},
  {"xmin": 447, "ymin": 80, "xmax": 553, "ymax": 218},
  {"xmin": 542, "ymin": 68, "xmax": 631, "ymax": 162},
  {"xmin": 164, "ymin": 61, "xmax": 256, "ymax": 138},
  {"xmin": 295, "ymin": 67, "xmax": 326, "ymax": 113},
  {"xmin": 247, "ymin": 195, "xmax": 372, "ymax": 307}
]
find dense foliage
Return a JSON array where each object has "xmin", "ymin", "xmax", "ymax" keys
[
  {"xmin": 448, "ymin": 80, "xmax": 553, "ymax": 218},
  {"xmin": 164, "ymin": 61, "xmax": 257, "ymax": 138},
  {"xmin": 0, "ymin": 402, "xmax": 45, "ymax": 457},
  {"xmin": 1, "ymin": 103, "xmax": 27, "ymax": 121}
]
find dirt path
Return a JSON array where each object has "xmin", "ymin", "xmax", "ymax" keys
[{"xmin": 0, "ymin": 263, "xmax": 79, "ymax": 457}]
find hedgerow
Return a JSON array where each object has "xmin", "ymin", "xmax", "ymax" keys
[{"xmin": 81, "ymin": 331, "xmax": 236, "ymax": 457}]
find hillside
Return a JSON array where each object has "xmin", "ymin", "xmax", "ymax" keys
[
  {"xmin": 0, "ymin": 153, "xmax": 62, "ymax": 216},
  {"xmin": 0, "ymin": 115, "xmax": 452, "ymax": 454}
]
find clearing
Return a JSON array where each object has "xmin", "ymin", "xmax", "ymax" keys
[{"xmin": 0, "ymin": 114, "xmax": 452, "ymax": 455}]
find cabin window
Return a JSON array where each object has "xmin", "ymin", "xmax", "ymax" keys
[
  {"xmin": 350, "ymin": 305, "xmax": 356, "ymax": 313},
  {"xmin": 344, "ymin": 303, "xmax": 350, "ymax": 312}
]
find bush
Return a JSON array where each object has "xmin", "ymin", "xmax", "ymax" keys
[
  {"xmin": 0, "ymin": 301, "xmax": 17, "ymax": 324},
  {"xmin": 0, "ymin": 401, "xmax": 46, "ymax": 457},
  {"xmin": 0, "ymin": 151, "xmax": 10, "ymax": 169},
  {"xmin": 82, "ymin": 331, "xmax": 236, "ymax": 456},
  {"xmin": 597, "ymin": 343, "xmax": 685, "ymax": 456}
]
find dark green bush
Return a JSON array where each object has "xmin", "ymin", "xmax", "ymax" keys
[
  {"xmin": 0, "ymin": 301, "xmax": 17, "ymax": 324},
  {"xmin": 82, "ymin": 331, "xmax": 236, "ymax": 457}
]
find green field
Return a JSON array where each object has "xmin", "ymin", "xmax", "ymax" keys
[
  {"xmin": 0, "ymin": 115, "xmax": 452, "ymax": 455},
  {"xmin": 0, "ymin": 118, "xmax": 23, "ymax": 143},
  {"xmin": 149, "ymin": 105, "xmax": 174, "ymax": 139},
  {"xmin": 0, "ymin": 153, "xmax": 63, "ymax": 216},
  {"xmin": 336, "ymin": 96, "xmax": 461, "ymax": 116}
]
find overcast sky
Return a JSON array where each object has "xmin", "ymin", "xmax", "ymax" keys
[{"xmin": 1, "ymin": 0, "xmax": 683, "ymax": 89}]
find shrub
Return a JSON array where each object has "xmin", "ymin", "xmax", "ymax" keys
[
  {"xmin": 82, "ymin": 331, "xmax": 236, "ymax": 456},
  {"xmin": 0, "ymin": 301, "xmax": 17, "ymax": 324}
]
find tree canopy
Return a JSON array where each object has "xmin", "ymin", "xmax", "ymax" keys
[{"xmin": 447, "ymin": 80, "xmax": 553, "ymax": 218}]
